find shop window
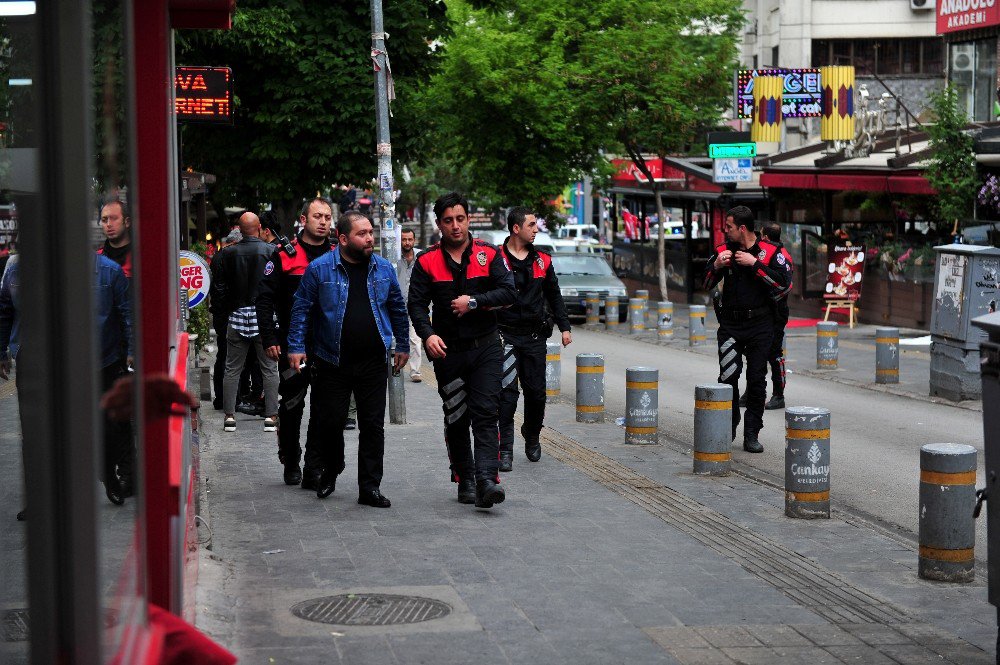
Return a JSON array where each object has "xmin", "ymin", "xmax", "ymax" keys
[
  {"xmin": 949, "ymin": 38, "xmax": 998, "ymax": 122},
  {"xmin": 812, "ymin": 37, "xmax": 946, "ymax": 76}
]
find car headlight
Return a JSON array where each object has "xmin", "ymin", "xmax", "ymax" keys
[
  {"xmin": 609, "ymin": 288, "xmax": 626, "ymax": 297},
  {"xmin": 561, "ymin": 288, "xmax": 579, "ymax": 297}
]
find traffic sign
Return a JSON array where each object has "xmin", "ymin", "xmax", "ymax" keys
[
  {"xmin": 709, "ymin": 143, "xmax": 756, "ymax": 159},
  {"xmin": 713, "ymin": 158, "xmax": 753, "ymax": 183}
]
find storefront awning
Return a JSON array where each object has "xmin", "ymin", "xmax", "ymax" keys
[{"xmin": 760, "ymin": 172, "xmax": 935, "ymax": 195}]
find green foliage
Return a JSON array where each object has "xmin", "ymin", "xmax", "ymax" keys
[
  {"xmin": 925, "ymin": 86, "xmax": 977, "ymax": 227},
  {"xmin": 176, "ymin": 0, "xmax": 449, "ymax": 210}
]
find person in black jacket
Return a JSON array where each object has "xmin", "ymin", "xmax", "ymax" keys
[
  {"xmin": 497, "ymin": 206, "xmax": 571, "ymax": 470},
  {"xmin": 408, "ymin": 192, "xmax": 517, "ymax": 510},
  {"xmin": 256, "ymin": 197, "xmax": 333, "ymax": 488}
]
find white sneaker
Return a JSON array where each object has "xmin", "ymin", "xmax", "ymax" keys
[
  {"xmin": 263, "ymin": 416, "xmax": 277, "ymax": 432},
  {"xmin": 409, "ymin": 370, "xmax": 422, "ymax": 383},
  {"xmin": 224, "ymin": 416, "xmax": 236, "ymax": 432}
]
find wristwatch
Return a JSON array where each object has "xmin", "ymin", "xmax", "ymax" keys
[{"xmin": 468, "ymin": 297, "xmax": 478, "ymax": 310}]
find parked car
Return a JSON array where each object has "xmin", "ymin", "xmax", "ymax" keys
[
  {"xmin": 551, "ymin": 252, "xmax": 628, "ymax": 322},
  {"xmin": 553, "ymin": 224, "xmax": 600, "ymax": 244},
  {"xmin": 474, "ymin": 229, "xmax": 555, "ymax": 253}
]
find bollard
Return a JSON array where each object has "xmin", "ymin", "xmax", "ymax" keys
[
  {"xmin": 625, "ymin": 367, "xmax": 658, "ymax": 444},
  {"xmin": 919, "ymin": 443, "xmax": 976, "ymax": 583},
  {"xmin": 632, "ymin": 289, "xmax": 649, "ymax": 326},
  {"xmin": 629, "ymin": 298, "xmax": 645, "ymax": 334},
  {"xmin": 875, "ymin": 326, "xmax": 900, "ymax": 384},
  {"xmin": 689, "ymin": 305, "xmax": 707, "ymax": 346},
  {"xmin": 585, "ymin": 292, "xmax": 600, "ymax": 325},
  {"xmin": 816, "ymin": 321, "xmax": 839, "ymax": 369},
  {"xmin": 545, "ymin": 342, "xmax": 561, "ymax": 403},
  {"xmin": 693, "ymin": 384, "xmax": 733, "ymax": 475},
  {"xmin": 575, "ymin": 354, "xmax": 605, "ymax": 423},
  {"xmin": 388, "ymin": 338, "xmax": 406, "ymax": 423},
  {"xmin": 605, "ymin": 298, "xmax": 620, "ymax": 330},
  {"xmin": 657, "ymin": 301, "xmax": 674, "ymax": 339},
  {"xmin": 784, "ymin": 407, "xmax": 831, "ymax": 519},
  {"xmin": 646, "ymin": 298, "xmax": 658, "ymax": 330}
]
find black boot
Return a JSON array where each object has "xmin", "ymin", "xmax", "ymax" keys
[
  {"xmin": 523, "ymin": 426, "xmax": 541, "ymax": 462},
  {"xmin": 738, "ymin": 394, "xmax": 747, "ymax": 408},
  {"xmin": 316, "ymin": 470, "xmax": 337, "ymax": 499},
  {"xmin": 301, "ymin": 468, "xmax": 321, "ymax": 491},
  {"xmin": 457, "ymin": 478, "xmax": 477, "ymax": 504},
  {"xmin": 104, "ymin": 477, "xmax": 125, "ymax": 506},
  {"xmin": 743, "ymin": 431, "xmax": 764, "ymax": 453},
  {"xmin": 499, "ymin": 450, "xmax": 513, "ymax": 472},
  {"xmin": 765, "ymin": 395, "xmax": 785, "ymax": 410},
  {"xmin": 475, "ymin": 478, "xmax": 506, "ymax": 509},
  {"xmin": 283, "ymin": 464, "xmax": 302, "ymax": 486}
]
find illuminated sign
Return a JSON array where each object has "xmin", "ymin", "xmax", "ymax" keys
[
  {"xmin": 736, "ymin": 69, "xmax": 822, "ymax": 119},
  {"xmin": 179, "ymin": 251, "xmax": 211, "ymax": 307},
  {"xmin": 708, "ymin": 143, "xmax": 756, "ymax": 159},
  {"xmin": 937, "ymin": 0, "xmax": 1000, "ymax": 34},
  {"xmin": 175, "ymin": 66, "xmax": 232, "ymax": 124}
]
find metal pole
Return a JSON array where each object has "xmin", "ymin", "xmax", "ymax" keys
[
  {"xmin": 371, "ymin": 0, "xmax": 404, "ymax": 421},
  {"xmin": 919, "ymin": 443, "xmax": 976, "ymax": 582}
]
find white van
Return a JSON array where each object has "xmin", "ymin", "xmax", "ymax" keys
[{"xmin": 554, "ymin": 224, "xmax": 600, "ymax": 244}]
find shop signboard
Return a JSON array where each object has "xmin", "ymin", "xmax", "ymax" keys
[
  {"xmin": 735, "ymin": 68, "xmax": 822, "ymax": 119},
  {"xmin": 175, "ymin": 66, "xmax": 233, "ymax": 123},
  {"xmin": 179, "ymin": 250, "xmax": 211, "ymax": 308},
  {"xmin": 937, "ymin": 0, "xmax": 1000, "ymax": 34},
  {"xmin": 0, "ymin": 204, "xmax": 16, "ymax": 244},
  {"xmin": 824, "ymin": 244, "xmax": 866, "ymax": 301},
  {"xmin": 713, "ymin": 158, "xmax": 753, "ymax": 183}
]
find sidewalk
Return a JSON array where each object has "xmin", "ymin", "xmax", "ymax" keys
[{"xmin": 194, "ymin": 367, "xmax": 995, "ymax": 664}]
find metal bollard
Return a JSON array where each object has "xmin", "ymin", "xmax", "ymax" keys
[
  {"xmin": 575, "ymin": 354, "xmax": 605, "ymax": 423},
  {"xmin": 876, "ymin": 326, "xmax": 900, "ymax": 384},
  {"xmin": 646, "ymin": 298, "xmax": 658, "ymax": 329},
  {"xmin": 632, "ymin": 289, "xmax": 648, "ymax": 325},
  {"xmin": 629, "ymin": 298, "xmax": 645, "ymax": 334},
  {"xmin": 585, "ymin": 292, "xmax": 600, "ymax": 325},
  {"xmin": 693, "ymin": 384, "xmax": 732, "ymax": 475},
  {"xmin": 657, "ymin": 301, "xmax": 674, "ymax": 339},
  {"xmin": 605, "ymin": 298, "xmax": 620, "ymax": 329},
  {"xmin": 919, "ymin": 443, "xmax": 976, "ymax": 582},
  {"xmin": 689, "ymin": 305, "xmax": 707, "ymax": 346},
  {"xmin": 816, "ymin": 321, "xmax": 839, "ymax": 369},
  {"xmin": 625, "ymin": 367, "xmax": 658, "ymax": 444},
  {"xmin": 545, "ymin": 341, "xmax": 561, "ymax": 403},
  {"xmin": 785, "ymin": 407, "xmax": 831, "ymax": 519},
  {"xmin": 388, "ymin": 338, "xmax": 406, "ymax": 424}
]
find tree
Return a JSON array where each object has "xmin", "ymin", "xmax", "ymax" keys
[
  {"xmin": 925, "ymin": 86, "xmax": 977, "ymax": 240},
  {"xmin": 176, "ymin": 1, "xmax": 448, "ymax": 230}
]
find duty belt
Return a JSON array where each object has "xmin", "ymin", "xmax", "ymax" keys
[
  {"xmin": 498, "ymin": 323, "xmax": 544, "ymax": 337},
  {"xmin": 718, "ymin": 307, "xmax": 771, "ymax": 322},
  {"xmin": 443, "ymin": 330, "xmax": 500, "ymax": 352}
]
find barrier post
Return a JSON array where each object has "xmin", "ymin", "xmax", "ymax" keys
[
  {"xmin": 876, "ymin": 326, "xmax": 900, "ymax": 384},
  {"xmin": 629, "ymin": 298, "xmax": 645, "ymax": 335},
  {"xmin": 689, "ymin": 305, "xmax": 707, "ymax": 346},
  {"xmin": 605, "ymin": 298, "xmax": 620, "ymax": 330},
  {"xmin": 785, "ymin": 407, "xmax": 831, "ymax": 519},
  {"xmin": 816, "ymin": 321, "xmax": 839, "ymax": 369},
  {"xmin": 625, "ymin": 367, "xmax": 658, "ymax": 444},
  {"xmin": 657, "ymin": 301, "xmax": 674, "ymax": 339},
  {"xmin": 575, "ymin": 354, "xmax": 605, "ymax": 423},
  {"xmin": 694, "ymin": 384, "xmax": 732, "ymax": 475},
  {"xmin": 545, "ymin": 341, "xmax": 561, "ymax": 403},
  {"xmin": 919, "ymin": 443, "xmax": 976, "ymax": 583}
]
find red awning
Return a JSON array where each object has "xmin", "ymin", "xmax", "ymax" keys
[
  {"xmin": 759, "ymin": 173, "xmax": 817, "ymax": 189},
  {"xmin": 819, "ymin": 174, "xmax": 887, "ymax": 192},
  {"xmin": 888, "ymin": 175, "xmax": 936, "ymax": 195},
  {"xmin": 761, "ymin": 172, "xmax": 934, "ymax": 195}
]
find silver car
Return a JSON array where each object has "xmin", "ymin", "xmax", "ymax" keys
[{"xmin": 551, "ymin": 252, "xmax": 628, "ymax": 322}]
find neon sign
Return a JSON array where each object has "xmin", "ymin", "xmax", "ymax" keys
[
  {"xmin": 736, "ymin": 69, "xmax": 822, "ymax": 119},
  {"xmin": 175, "ymin": 66, "xmax": 233, "ymax": 124}
]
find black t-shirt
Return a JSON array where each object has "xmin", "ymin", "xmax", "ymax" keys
[
  {"xmin": 102, "ymin": 240, "xmax": 130, "ymax": 267},
  {"xmin": 300, "ymin": 239, "xmax": 329, "ymax": 262},
  {"xmin": 339, "ymin": 256, "xmax": 384, "ymax": 365}
]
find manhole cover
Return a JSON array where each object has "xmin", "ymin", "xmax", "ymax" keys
[
  {"xmin": 2, "ymin": 609, "xmax": 29, "ymax": 642},
  {"xmin": 290, "ymin": 594, "xmax": 451, "ymax": 626}
]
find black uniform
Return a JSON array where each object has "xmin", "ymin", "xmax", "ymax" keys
[
  {"xmin": 496, "ymin": 239, "xmax": 570, "ymax": 458},
  {"xmin": 255, "ymin": 235, "xmax": 332, "ymax": 478},
  {"xmin": 407, "ymin": 239, "xmax": 517, "ymax": 484},
  {"xmin": 704, "ymin": 240, "xmax": 790, "ymax": 440},
  {"xmin": 768, "ymin": 243, "xmax": 794, "ymax": 397}
]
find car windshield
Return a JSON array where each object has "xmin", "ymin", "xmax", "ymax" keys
[{"xmin": 553, "ymin": 255, "xmax": 614, "ymax": 276}]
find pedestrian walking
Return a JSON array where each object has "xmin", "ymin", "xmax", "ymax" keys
[
  {"xmin": 209, "ymin": 228, "xmax": 241, "ymax": 410},
  {"xmin": 497, "ymin": 206, "xmax": 572, "ymax": 470},
  {"xmin": 762, "ymin": 222, "xmax": 793, "ymax": 410},
  {"xmin": 256, "ymin": 197, "xmax": 333, "ymax": 489},
  {"xmin": 286, "ymin": 211, "xmax": 409, "ymax": 506},
  {"xmin": 97, "ymin": 199, "xmax": 132, "ymax": 278},
  {"xmin": 407, "ymin": 192, "xmax": 517, "ymax": 509},
  {"xmin": 214, "ymin": 212, "xmax": 279, "ymax": 433},
  {"xmin": 0, "ymin": 254, "xmax": 25, "ymax": 520},
  {"xmin": 703, "ymin": 206, "xmax": 790, "ymax": 453},
  {"xmin": 396, "ymin": 227, "xmax": 423, "ymax": 383}
]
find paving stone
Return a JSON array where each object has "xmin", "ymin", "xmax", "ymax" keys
[
  {"xmin": 658, "ymin": 648, "xmax": 736, "ymax": 665},
  {"xmin": 643, "ymin": 626, "xmax": 713, "ymax": 649},
  {"xmin": 721, "ymin": 646, "xmax": 841, "ymax": 665},
  {"xmin": 822, "ymin": 644, "xmax": 898, "ymax": 664},
  {"xmin": 743, "ymin": 624, "xmax": 814, "ymax": 647},
  {"xmin": 692, "ymin": 625, "xmax": 764, "ymax": 648},
  {"xmin": 839, "ymin": 622, "xmax": 911, "ymax": 645}
]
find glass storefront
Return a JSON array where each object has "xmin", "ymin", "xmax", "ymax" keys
[{"xmin": 948, "ymin": 38, "xmax": 998, "ymax": 122}]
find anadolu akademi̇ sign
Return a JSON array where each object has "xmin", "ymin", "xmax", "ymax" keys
[{"xmin": 937, "ymin": 0, "xmax": 1000, "ymax": 34}]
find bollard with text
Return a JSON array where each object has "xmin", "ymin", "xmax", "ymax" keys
[
  {"xmin": 876, "ymin": 326, "xmax": 900, "ymax": 384},
  {"xmin": 919, "ymin": 443, "xmax": 976, "ymax": 583},
  {"xmin": 689, "ymin": 305, "xmax": 707, "ymax": 346},
  {"xmin": 625, "ymin": 367, "xmax": 658, "ymax": 445},
  {"xmin": 576, "ymin": 354, "xmax": 605, "ymax": 423},
  {"xmin": 633, "ymin": 289, "xmax": 649, "ymax": 326},
  {"xmin": 605, "ymin": 298, "xmax": 619, "ymax": 330},
  {"xmin": 785, "ymin": 407, "xmax": 831, "ymax": 519},
  {"xmin": 657, "ymin": 301, "xmax": 673, "ymax": 339},
  {"xmin": 694, "ymin": 384, "xmax": 733, "ymax": 475},
  {"xmin": 545, "ymin": 341, "xmax": 561, "ymax": 403},
  {"xmin": 816, "ymin": 321, "xmax": 839, "ymax": 369},
  {"xmin": 629, "ymin": 298, "xmax": 645, "ymax": 334}
]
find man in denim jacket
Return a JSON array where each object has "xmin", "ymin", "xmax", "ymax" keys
[{"xmin": 287, "ymin": 211, "xmax": 409, "ymax": 506}]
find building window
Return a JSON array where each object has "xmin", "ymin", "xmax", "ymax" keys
[
  {"xmin": 811, "ymin": 38, "xmax": 945, "ymax": 76},
  {"xmin": 948, "ymin": 39, "xmax": 999, "ymax": 122}
]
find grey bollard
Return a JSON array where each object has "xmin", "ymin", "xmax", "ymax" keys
[
  {"xmin": 657, "ymin": 301, "xmax": 674, "ymax": 339},
  {"xmin": 693, "ymin": 384, "xmax": 732, "ymax": 475},
  {"xmin": 629, "ymin": 298, "xmax": 645, "ymax": 334},
  {"xmin": 585, "ymin": 292, "xmax": 600, "ymax": 325},
  {"xmin": 646, "ymin": 298, "xmax": 658, "ymax": 329},
  {"xmin": 575, "ymin": 354, "xmax": 605, "ymax": 423},
  {"xmin": 784, "ymin": 407, "xmax": 831, "ymax": 519},
  {"xmin": 816, "ymin": 321, "xmax": 839, "ymax": 369},
  {"xmin": 388, "ymin": 338, "xmax": 406, "ymax": 424},
  {"xmin": 605, "ymin": 298, "xmax": 620, "ymax": 329},
  {"xmin": 876, "ymin": 326, "xmax": 900, "ymax": 384},
  {"xmin": 919, "ymin": 443, "xmax": 976, "ymax": 583},
  {"xmin": 689, "ymin": 305, "xmax": 707, "ymax": 346},
  {"xmin": 545, "ymin": 342, "xmax": 561, "ymax": 403},
  {"xmin": 632, "ymin": 289, "xmax": 649, "ymax": 325},
  {"xmin": 625, "ymin": 367, "xmax": 658, "ymax": 444}
]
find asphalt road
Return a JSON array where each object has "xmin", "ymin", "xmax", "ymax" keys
[{"xmin": 556, "ymin": 327, "xmax": 988, "ymax": 557}]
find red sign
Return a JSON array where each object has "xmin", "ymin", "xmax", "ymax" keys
[
  {"xmin": 937, "ymin": 0, "xmax": 1000, "ymax": 34},
  {"xmin": 175, "ymin": 66, "xmax": 233, "ymax": 123},
  {"xmin": 612, "ymin": 158, "xmax": 663, "ymax": 183},
  {"xmin": 824, "ymin": 244, "xmax": 866, "ymax": 301},
  {"xmin": 611, "ymin": 158, "xmax": 722, "ymax": 194}
]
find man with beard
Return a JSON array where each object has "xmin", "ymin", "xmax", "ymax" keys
[
  {"xmin": 98, "ymin": 199, "xmax": 132, "ymax": 278},
  {"xmin": 257, "ymin": 197, "xmax": 334, "ymax": 488},
  {"xmin": 287, "ymin": 211, "xmax": 409, "ymax": 506},
  {"xmin": 407, "ymin": 192, "xmax": 517, "ymax": 510}
]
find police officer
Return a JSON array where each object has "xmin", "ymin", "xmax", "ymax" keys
[
  {"xmin": 408, "ymin": 192, "xmax": 517, "ymax": 509},
  {"xmin": 704, "ymin": 206, "xmax": 790, "ymax": 453},
  {"xmin": 257, "ymin": 197, "xmax": 333, "ymax": 488},
  {"xmin": 497, "ymin": 206, "xmax": 571, "ymax": 470},
  {"xmin": 762, "ymin": 223, "xmax": 793, "ymax": 410}
]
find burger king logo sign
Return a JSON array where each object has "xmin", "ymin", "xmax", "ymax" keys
[{"xmin": 179, "ymin": 250, "xmax": 211, "ymax": 308}]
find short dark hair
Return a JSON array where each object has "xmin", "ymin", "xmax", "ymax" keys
[
  {"xmin": 726, "ymin": 206, "xmax": 756, "ymax": 232},
  {"xmin": 336, "ymin": 211, "xmax": 371, "ymax": 237},
  {"xmin": 400, "ymin": 227, "xmax": 415, "ymax": 237},
  {"xmin": 101, "ymin": 198, "xmax": 129, "ymax": 220},
  {"xmin": 433, "ymin": 192, "xmax": 470, "ymax": 220},
  {"xmin": 260, "ymin": 210, "xmax": 281, "ymax": 235},
  {"xmin": 506, "ymin": 206, "xmax": 534, "ymax": 233},
  {"xmin": 763, "ymin": 222, "xmax": 781, "ymax": 243},
  {"xmin": 300, "ymin": 196, "xmax": 333, "ymax": 219}
]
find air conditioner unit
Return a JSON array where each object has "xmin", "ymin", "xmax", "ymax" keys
[
  {"xmin": 952, "ymin": 44, "xmax": 974, "ymax": 72},
  {"xmin": 911, "ymin": 0, "xmax": 935, "ymax": 10}
]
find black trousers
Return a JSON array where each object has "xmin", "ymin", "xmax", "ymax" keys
[
  {"xmin": 498, "ymin": 332, "xmax": 547, "ymax": 453},
  {"xmin": 717, "ymin": 316, "xmax": 773, "ymax": 438},
  {"xmin": 305, "ymin": 355, "xmax": 387, "ymax": 492},
  {"xmin": 768, "ymin": 305, "xmax": 789, "ymax": 397},
  {"xmin": 276, "ymin": 347, "xmax": 316, "ymax": 472},
  {"xmin": 433, "ymin": 334, "xmax": 502, "ymax": 483},
  {"xmin": 101, "ymin": 360, "xmax": 134, "ymax": 484}
]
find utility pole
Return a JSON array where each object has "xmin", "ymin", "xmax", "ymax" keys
[{"xmin": 371, "ymin": 0, "xmax": 405, "ymax": 422}]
